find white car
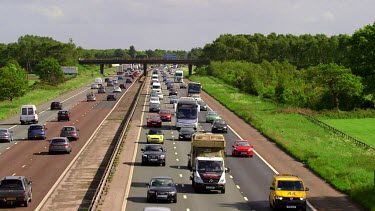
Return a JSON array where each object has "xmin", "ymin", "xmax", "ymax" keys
[
  {"xmin": 91, "ymin": 83, "xmax": 99, "ymax": 89},
  {"xmin": 191, "ymin": 94, "xmax": 201, "ymax": 102},
  {"xmin": 113, "ymin": 86, "xmax": 121, "ymax": 93},
  {"xmin": 150, "ymin": 96, "xmax": 160, "ymax": 104}
]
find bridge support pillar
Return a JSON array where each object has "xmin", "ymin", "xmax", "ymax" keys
[
  {"xmin": 143, "ymin": 64, "xmax": 147, "ymax": 76},
  {"xmin": 188, "ymin": 64, "xmax": 193, "ymax": 75},
  {"xmin": 100, "ymin": 64, "xmax": 104, "ymax": 75}
]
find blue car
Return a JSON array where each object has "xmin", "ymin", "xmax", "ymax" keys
[{"xmin": 27, "ymin": 124, "xmax": 47, "ymax": 140}]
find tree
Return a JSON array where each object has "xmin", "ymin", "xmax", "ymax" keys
[
  {"xmin": 34, "ymin": 58, "xmax": 65, "ymax": 86},
  {"xmin": 0, "ymin": 60, "xmax": 28, "ymax": 101},
  {"xmin": 307, "ymin": 63, "xmax": 364, "ymax": 110},
  {"xmin": 129, "ymin": 45, "xmax": 136, "ymax": 59}
]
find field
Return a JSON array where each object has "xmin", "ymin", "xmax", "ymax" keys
[
  {"xmin": 188, "ymin": 75, "xmax": 375, "ymax": 210},
  {"xmin": 322, "ymin": 118, "xmax": 375, "ymax": 147}
]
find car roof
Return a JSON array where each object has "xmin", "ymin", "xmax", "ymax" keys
[
  {"xmin": 62, "ymin": 126, "xmax": 76, "ymax": 129},
  {"xmin": 143, "ymin": 207, "xmax": 172, "ymax": 211},
  {"xmin": 149, "ymin": 113, "xmax": 160, "ymax": 117},
  {"xmin": 1, "ymin": 176, "xmax": 26, "ymax": 180},
  {"xmin": 151, "ymin": 176, "xmax": 173, "ymax": 180}
]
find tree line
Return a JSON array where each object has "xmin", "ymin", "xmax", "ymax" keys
[{"xmin": 197, "ymin": 22, "xmax": 375, "ymax": 110}]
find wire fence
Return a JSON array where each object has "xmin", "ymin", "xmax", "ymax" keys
[{"xmin": 299, "ymin": 112, "xmax": 375, "ymax": 151}]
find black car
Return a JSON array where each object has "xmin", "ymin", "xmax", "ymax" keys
[
  {"xmin": 149, "ymin": 103, "xmax": 161, "ymax": 112},
  {"xmin": 146, "ymin": 176, "xmax": 177, "ymax": 203},
  {"xmin": 126, "ymin": 78, "xmax": 133, "ymax": 83},
  {"xmin": 57, "ymin": 110, "xmax": 71, "ymax": 121},
  {"xmin": 104, "ymin": 77, "xmax": 110, "ymax": 82},
  {"xmin": 119, "ymin": 84, "xmax": 126, "ymax": 89},
  {"xmin": 178, "ymin": 127, "xmax": 195, "ymax": 141},
  {"xmin": 107, "ymin": 80, "xmax": 114, "ymax": 86},
  {"xmin": 198, "ymin": 100, "xmax": 208, "ymax": 111},
  {"xmin": 168, "ymin": 88, "xmax": 178, "ymax": 96},
  {"xmin": 50, "ymin": 101, "xmax": 62, "ymax": 110},
  {"xmin": 141, "ymin": 144, "xmax": 166, "ymax": 166},
  {"xmin": 211, "ymin": 119, "xmax": 228, "ymax": 133},
  {"xmin": 107, "ymin": 93, "xmax": 117, "ymax": 101},
  {"xmin": 166, "ymin": 83, "xmax": 174, "ymax": 90},
  {"xmin": 98, "ymin": 86, "xmax": 106, "ymax": 93}
]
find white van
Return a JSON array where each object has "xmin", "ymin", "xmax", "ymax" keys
[
  {"xmin": 94, "ymin": 78, "xmax": 103, "ymax": 85},
  {"xmin": 20, "ymin": 105, "xmax": 38, "ymax": 125},
  {"xmin": 151, "ymin": 82, "xmax": 163, "ymax": 100},
  {"xmin": 152, "ymin": 74, "xmax": 158, "ymax": 80}
]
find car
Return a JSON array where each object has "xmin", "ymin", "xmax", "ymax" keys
[
  {"xmin": 113, "ymin": 86, "xmax": 121, "ymax": 93},
  {"xmin": 126, "ymin": 78, "xmax": 133, "ymax": 83},
  {"xmin": 50, "ymin": 101, "xmax": 62, "ymax": 110},
  {"xmin": 211, "ymin": 119, "xmax": 228, "ymax": 133},
  {"xmin": 169, "ymin": 95, "xmax": 178, "ymax": 104},
  {"xmin": 146, "ymin": 129, "xmax": 164, "ymax": 144},
  {"xmin": 146, "ymin": 176, "xmax": 177, "ymax": 203},
  {"xmin": 231, "ymin": 140, "xmax": 254, "ymax": 157},
  {"xmin": 178, "ymin": 127, "xmax": 195, "ymax": 141},
  {"xmin": 150, "ymin": 96, "xmax": 160, "ymax": 104},
  {"xmin": 269, "ymin": 174, "xmax": 309, "ymax": 211},
  {"xmin": 0, "ymin": 128, "xmax": 13, "ymax": 142},
  {"xmin": 48, "ymin": 137, "xmax": 72, "ymax": 154},
  {"xmin": 180, "ymin": 83, "xmax": 187, "ymax": 89},
  {"xmin": 57, "ymin": 110, "xmax": 71, "ymax": 121},
  {"xmin": 107, "ymin": 93, "xmax": 117, "ymax": 101},
  {"xmin": 154, "ymin": 89, "xmax": 164, "ymax": 100},
  {"xmin": 118, "ymin": 75, "xmax": 124, "ymax": 80},
  {"xmin": 104, "ymin": 77, "xmax": 110, "ymax": 82},
  {"xmin": 91, "ymin": 83, "xmax": 99, "ymax": 89},
  {"xmin": 141, "ymin": 144, "xmax": 166, "ymax": 166},
  {"xmin": 166, "ymin": 83, "xmax": 174, "ymax": 90},
  {"xmin": 60, "ymin": 126, "xmax": 79, "ymax": 141},
  {"xmin": 98, "ymin": 86, "xmax": 106, "ymax": 93},
  {"xmin": 168, "ymin": 88, "xmax": 178, "ymax": 96},
  {"xmin": 107, "ymin": 80, "xmax": 114, "ymax": 86},
  {"xmin": 205, "ymin": 111, "xmax": 220, "ymax": 123},
  {"xmin": 149, "ymin": 103, "xmax": 161, "ymax": 112},
  {"xmin": 27, "ymin": 124, "xmax": 47, "ymax": 140},
  {"xmin": 159, "ymin": 109, "xmax": 172, "ymax": 122},
  {"xmin": 197, "ymin": 100, "xmax": 208, "ymax": 111},
  {"xmin": 191, "ymin": 94, "xmax": 201, "ymax": 102},
  {"xmin": 87, "ymin": 92, "xmax": 96, "ymax": 101},
  {"xmin": 150, "ymin": 91, "xmax": 158, "ymax": 98},
  {"xmin": 119, "ymin": 84, "xmax": 126, "ymax": 89},
  {"xmin": 147, "ymin": 114, "xmax": 162, "ymax": 127},
  {"xmin": 113, "ymin": 79, "xmax": 118, "ymax": 85},
  {"xmin": 0, "ymin": 176, "xmax": 32, "ymax": 207}
]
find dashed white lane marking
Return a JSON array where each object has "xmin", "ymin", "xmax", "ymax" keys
[
  {"xmin": 176, "ymin": 158, "xmax": 179, "ymax": 162},
  {"xmin": 171, "ymin": 132, "xmax": 173, "ymax": 134},
  {"xmin": 229, "ymin": 175, "xmax": 233, "ymax": 179},
  {"xmin": 179, "ymin": 174, "xmax": 182, "ymax": 178},
  {"xmin": 174, "ymin": 147, "xmax": 176, "ymax": 149},
  {"xmin": 6, "ymin": 147, "xmax": 10, "ymax": 150},
  {"xmin": 186, "ymin": 208, "xmax": 190, "ymax": 211},
  {"xmin": 175, "ymin": 152, "xmax": 178, "ymax": 155},
  {"xmin": 173, "ymin": 142, "xmax": 175, "ymax": 145},
  {"xmin": 12, "ymin": 173, "xmax": 16, "ymax": 176},
  {"xmin": 244, "ymin": 197, "xmax": 248, "ymax": 201},
  {"xmin": 183, "ymin": 195, "xmax": 187, "ymax": 199},
  {"xmin": 22, "ymin": 165, "xmax": 26, "ymax": 168},
  {"xmin": 236, "ymin": 185, "xmax": 240, "ymax": 189}
]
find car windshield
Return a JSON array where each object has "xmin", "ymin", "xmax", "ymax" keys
[
  {"xmin": 0, "ymin": 129, "xmax": 7, "ymax": 133},
  {"xmin": 214, "ymin": 119, "xmax": 226, "ymax": 125},
  {"xmin": 159, "ymin": 110, "xmax": 171, "ymax": 114},
  {"xmin": 150, "ymin": 178, "xmax": 174, "ymax": 187},
  {"xmin": 197, "ymin": 161, "xmax": 223, "ymax": 172},
  {"xmin": 62, "ymin": 127, "xmax": 75, "ymax": 131},
  {"xmin": 148, "ymin": 129, "xmax": 162, "ymax": 135},
  {"xmin": 149, "ymin": 115, "xmax": 160, "ymax": 120},
  {"xmin": 52, "ymin": 138, "xmax": 67, "ymax": 143},
  {"xmin": 29, "ymin": 125, "xmax": 43, "ymax": 130},
  {"xmin": 277, "ymin": 181, "xmax": 304, "ymax": 191},
  {"xmin": 145, "ymin": 145, "xmax": 163, "ymax": 152},
  {"xmin": 188, "ymin": 83, "xmax": 201, "ymax": 93},
  {"xmin": 180, "ymin": 128, "xmax": 194, "ymax": 133},
  {"xmin": 0, "ymin": 180, "xmax": 23, "ymax": 190},
  {"xmin": 236, "ymin": 141, "xmax": 250, "ymax": 146},
  {"xmin": 150, "ymin": 103, "xmax": 160, "ymax": 108}
]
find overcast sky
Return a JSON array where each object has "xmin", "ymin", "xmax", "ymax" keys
[{"xmin": 1, "ymin": 0, "xmax": 375, "ymax": 51}]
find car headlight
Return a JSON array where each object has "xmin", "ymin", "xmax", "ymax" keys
[
  {"xmin": 160, "ymin": 155, "xmax": 165, "ymax": 158},
  {"xmin": 223, "ymin": 126, "xmax": 227, "ymax": 128},
  {"xmin": 169, "ymin": 191, "xmax": 177, "ymax": 195},
  {"xmin": 148, "ymin": 190, "xmax": 155, "ymax": 194},
  {"xmin": 233, "ymin": 147, "xmax": 238, "ymax": 151},
  {"xmin": 275, "ymin": 196, "xmax": 283, "ymax": 200},
  {"xmin": 142, "ymin": 154, "xmax": 147, "ymax": 157},
  {"xmin": 300, "ymin": 197, "xmax": 306, "ymax": 200}
]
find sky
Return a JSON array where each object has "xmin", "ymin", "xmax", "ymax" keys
[{"xmin": 1, "ymin": 0, "xmax": 375, "ymax": 51}]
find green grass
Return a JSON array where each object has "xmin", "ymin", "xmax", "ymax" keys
[
  {"xmin": 0, "ymin": 67, "xmax": 116, "ymax": 120},
  {"xmin": 322, "ymin": 118, "xmax": 375, "ymax": 147},
  {"xmin": 189, "ymin": 75, "xmax": 375, "ymax": 210}
]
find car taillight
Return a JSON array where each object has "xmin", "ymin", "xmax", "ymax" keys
[
  {"xmin": 63, "ymin": 143, "xmax": 69, "ymax": 146},
  {"xmin": 40, "ymin": 129, "xmax": 44, "ymax": 132},
  {"xmin": 3, "ymin": 133, "xmax": 9, "ymax": 137},
  {"xmin": 49, "ymin": 143, "xmax": 54, "ymax": 146}
]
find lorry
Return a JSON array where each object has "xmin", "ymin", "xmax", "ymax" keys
[
  {"xmin": 0, "ymin": 176, "xmax": 32, "ymax": 207},
  {"xmin": 61, "ymin": 66, "xmax": 78, "ymax": 74},
  {"xmin": 188, "ymin": 133, "xmax": 229, "ymax": 193},
  {"xmin": 116, "ymin": 65, "xmax": 123, "ymax": 75}
]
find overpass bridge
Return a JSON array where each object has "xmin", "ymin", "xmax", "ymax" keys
[{"xmin": 78, "ymin": 59, "xmax": 210, "ymax": 76}]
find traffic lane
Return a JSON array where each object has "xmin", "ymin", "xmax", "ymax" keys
[
  {"xmin": 0, "ymin": 90, "xmax": 118, "ymax": 210},
  {"xmin": 0, "ymin": 86, "xmax": 112, "ymax": 154}
]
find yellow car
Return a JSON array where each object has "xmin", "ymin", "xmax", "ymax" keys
[
  {"xmin": 146, "ymin": 129, "xmax": 164, "ymax": 144},
  {"xmin": 269, "ymin": 174, "xmax": 309, "ymax": 211}
]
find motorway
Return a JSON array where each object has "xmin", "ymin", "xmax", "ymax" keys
[{"xmin": 0, "ymin": 77, "xmax": 136, "ymax": 210}]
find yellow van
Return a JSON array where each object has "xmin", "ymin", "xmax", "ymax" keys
[{"xmin": 269, "ymin": 174, "xmax": 309, "ymax": 211}]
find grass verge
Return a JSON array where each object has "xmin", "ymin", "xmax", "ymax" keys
[{"xmin": 188, "ymin": 75, "xmax": 375, "ymax": 210}]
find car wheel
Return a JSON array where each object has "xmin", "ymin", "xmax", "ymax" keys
[
  {"xmin": 221, "ymin": 188, "xmax": 225, "ymax": 194},
  {"xmin": 173, "ymin": 197, "xmax": 177, "ymax": 203},
  {"xmin": 147, "ymin": 196, "xmax": 151, "ymax": 203},
  {"xmin": 162, "ymin": 162, "xmax": 166, "ymax": 166},
  {"xmin": 24, "ymin": 199, "xmax": 28, "ymax": 207},
  {"xmin": 20, "ymin": 121, "xmax": 24, "ymax": 125}
]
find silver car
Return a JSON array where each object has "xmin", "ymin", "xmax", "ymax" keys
[
  {"xmin": 60, "ymin": 126, "xmax": 79, "ymax": 141},
  {"xmin": 48, "ymin": 137, "xmax": 71, "ymax": 154},
  {"xmin": 0, "ymin": 128, "xmax": 13, "ymax": 142}
]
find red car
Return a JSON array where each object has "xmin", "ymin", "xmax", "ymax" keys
[
  {"xmin": 159, "ymin": 109, "xmax": 172, "ymax": 122},
  {"xmin": 232, "ymin": 140, "xmax": 254, "ymax": 157},
  {"xmin": 147, "ymin": 114, "xmax": 162, "ymax": 127}
]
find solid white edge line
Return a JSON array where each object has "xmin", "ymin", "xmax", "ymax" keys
[
  {"xmin": 35, "ymin": 82, "xmax": 135, "ymax": 211},
  {"xmin": 121, "ymin": 80, "xmax": 149, "ymax": 211},
  {"xmin": 206, "ymin": 104, "xmax": 317, "ymax": 210}
]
